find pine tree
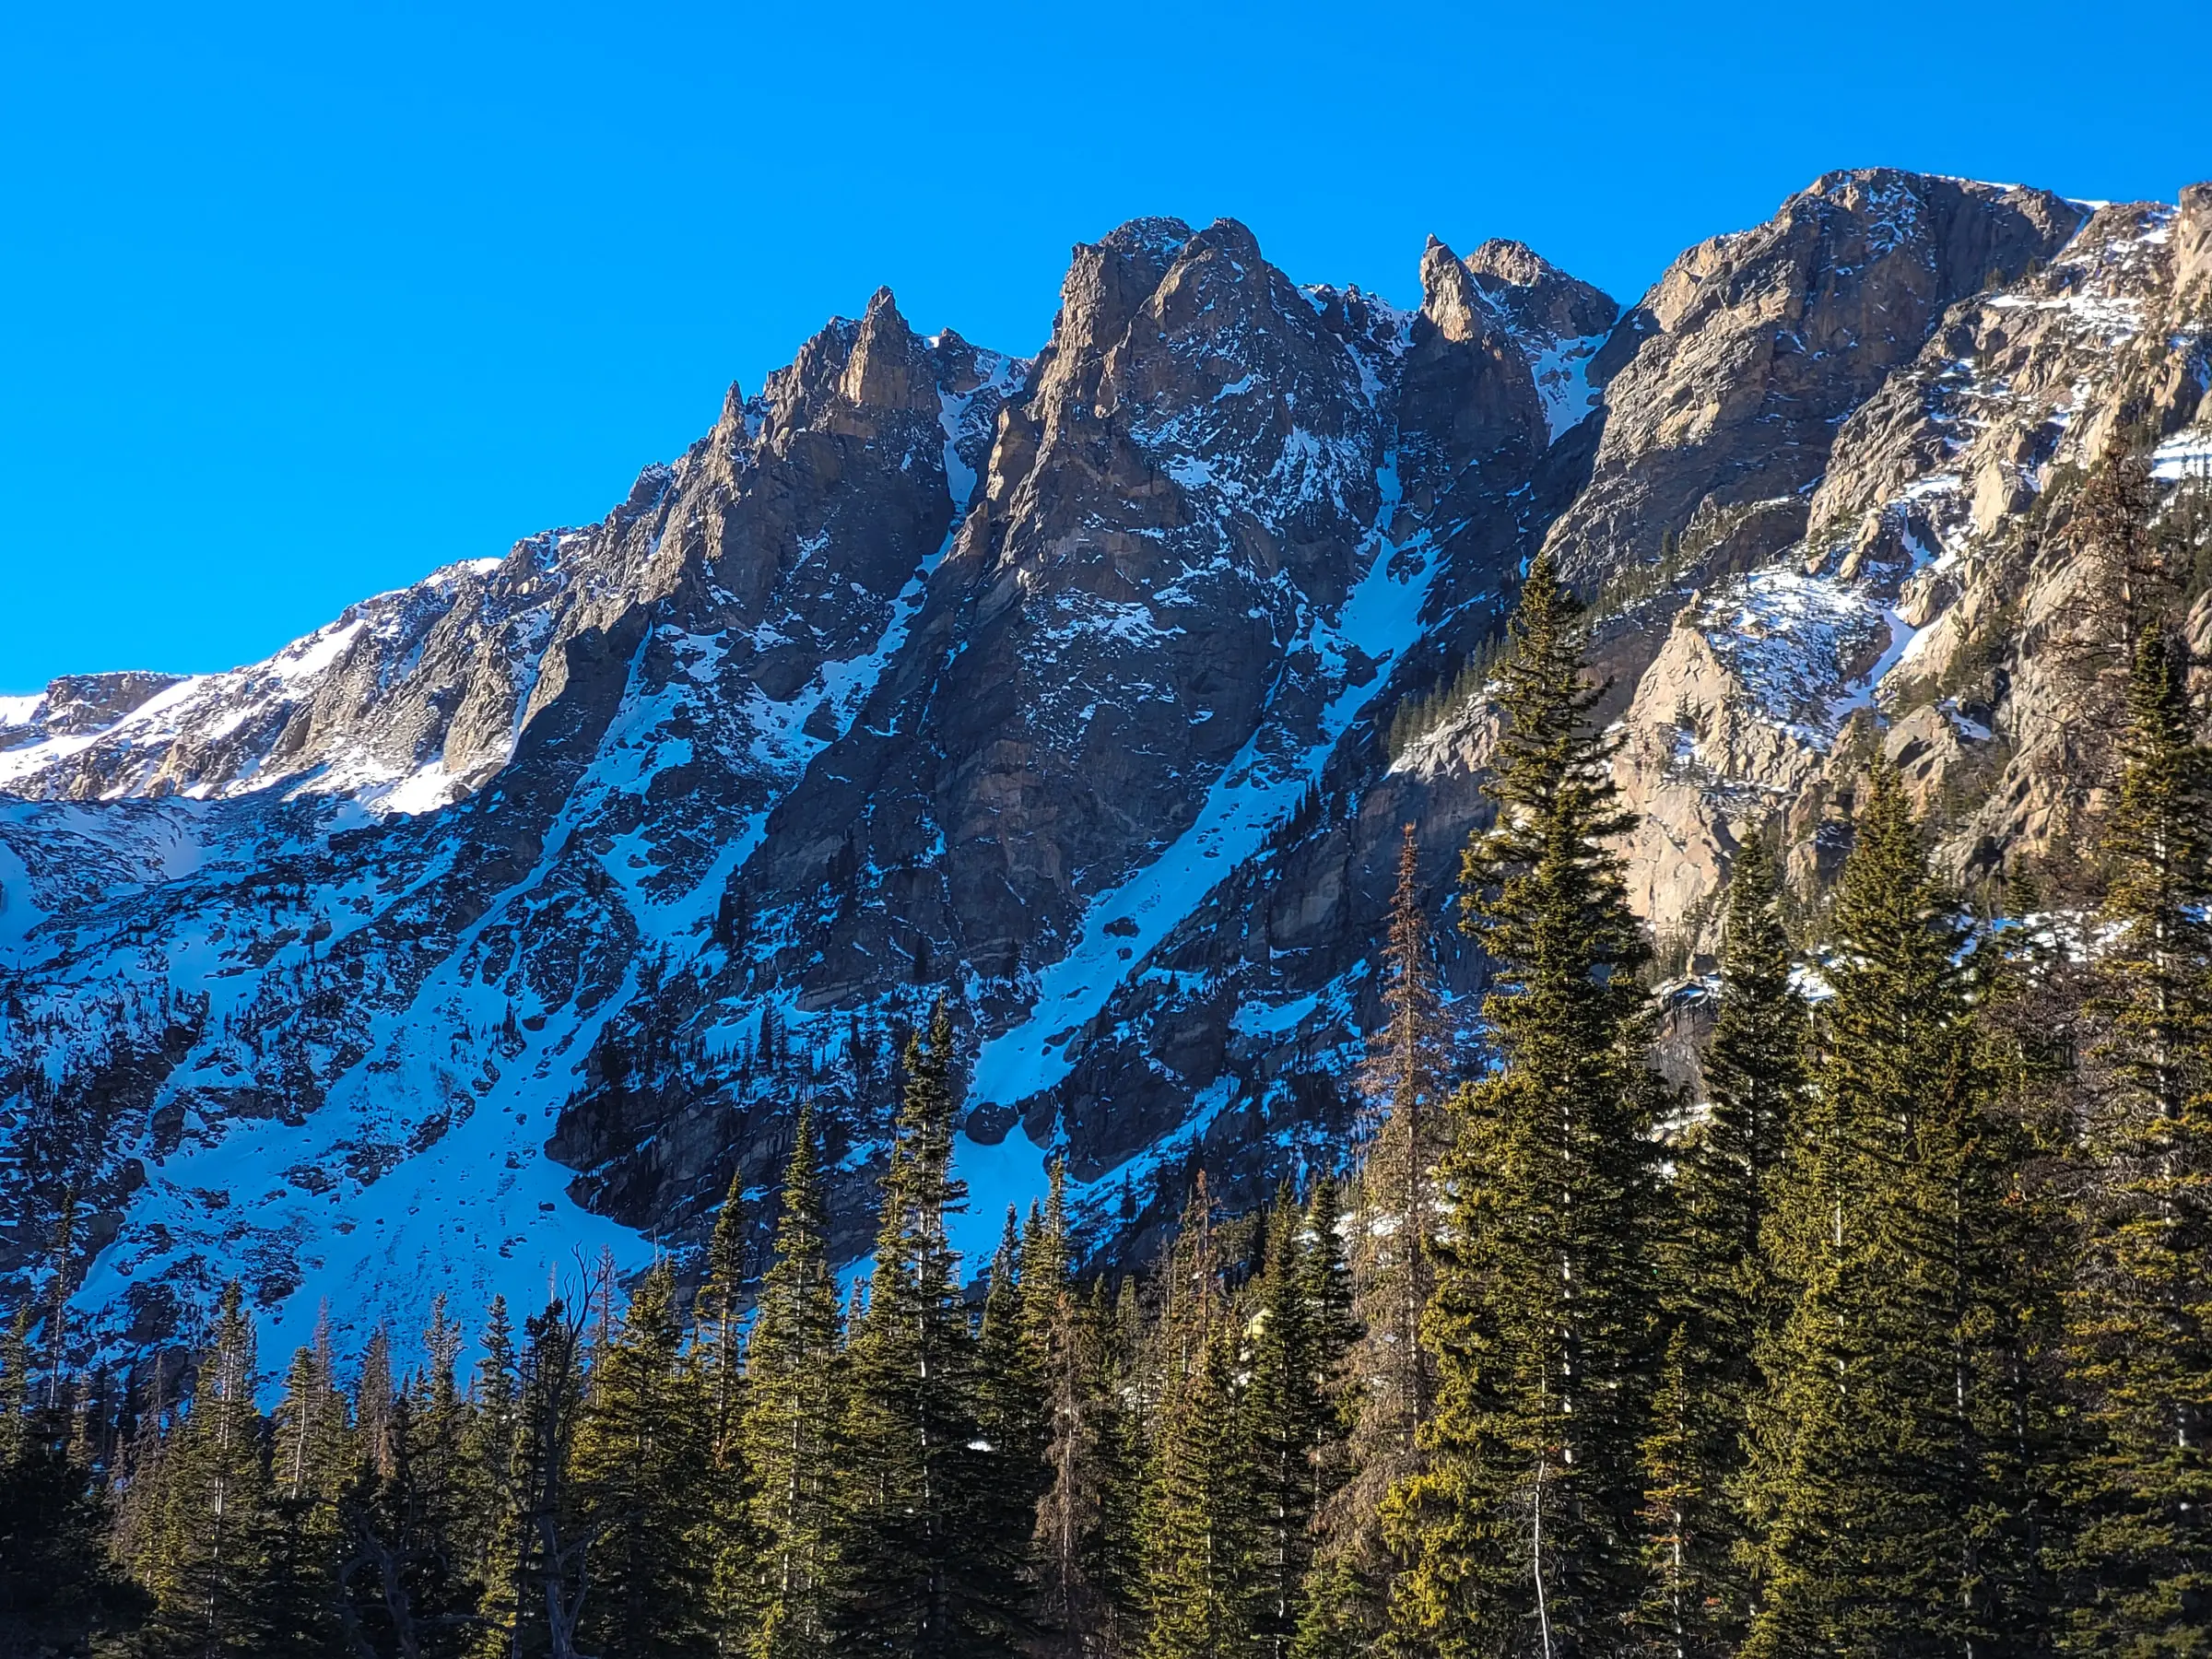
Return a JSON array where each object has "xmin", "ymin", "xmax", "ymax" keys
[
  {"xmin": 356, "ymin": 1326, "xmax": 397, "ymax": 1484},
  {"xmin": 699, "ymin": 1171, "xmax": 752, "ymax": 1449},
  {"xmin": 1286, "ymin": 1179, "xmax": 1360, "ymax": 1659},
  {"xmin": 2060, "ymin": 424, "xmax": 2168, "ymax": 759},
  {"xmin": 1741, "ymin": 766, "xmax": 2061, "ymax": 1654},
  {"xmin": 1028, "ymin": 1167, "xmax": 1095, "ymax": 1643},
  {"xmin": 1028, "ymin": 1161, "xmax": 1142, "ymax": 1654},
  {"xmin": 137, "ymin": 1283, "xmax": 274, "ymax": 1659},
  {"xmin": 0, "ymin": 1312, "xmax": 148, "ymax": 1655},
  {"xmin": 1244, "ymin": 1192, "xmax": 1335, "ymax": 1659},
  {"xmin": 420, "ymin": 1300, "xmax": 482, "ymax": 1656},
  {"xmin": 1138, "ymin": 1194, "xmax": 1260, "ymax": 1659},
  {"xmin": 0, "ymin": 1306, "xmax": 26, "ymax": 1467},
  {"xmin": 2062, "ymin": 628, "xmax": 2212, "ymax": 1651},
  {"xmin": 741, "ymin": 1103, "xmax": 846, "ymax": 1659},
  {"xmin": 697, "ymin": 1171, "xmax": 762, "ymax": 1655},
  {"xmin": 973, "ymin": 1211, "xmax": 1049, "ymax": 1625},
  {"xmin": 258, "ymin": 1320, "xmax": 348, "ymax": 1657},
  {"xmin": 111, "ymin": 1353, "xmax": 181, "ymax": 1614},
  {"xmin": 464, "ymin": 1297, "xmax": 526, "ymax": 1659},
  {"xmin": 1382, "ymin": 550, "xmax": 1668, "ymax": 1658},
  {"xmin": 358, "ymin": 1300, "xmax": 481, "ymax": 1658},
  {"xmin": 1649, "ymin": 836, "xmax": 1807, "ymax": 1653},
  {"xmin": 272, "ymin": 1313, "xmax": 350, "ymax": 1513},
  {"xmin": 572, "ymin": 1262, "xmax": 714, "ymax": 1659},
  {"xmin": 339, "ymin": 1376, "xmax": 477, "ymax": 1659},
  {"xmin": 834, "ymin": 1003, "xmax": 1028, "ymax": 1657},
  {"xmin": 1297, "ymin": 1176, "xmax": 1358, "ymax": 1528},
  {"xmin": 338, "ymin": 1309, "xmax": 473, "ymax": 1659},
  {"xmin": 1741, "ymin": 768, "xmax": 1958, "ymax": 1654},
  {"xmin": 1635, "ymin": 1325, "xmax": 1699, "ymax": 1659},
  {"xmin": 1315, "ymin": 827, "xmax": 1453, "ymax": 1645},
  {"xmin": 513, "ymin": 1298, "xmax": 594, "ymax": 1659}
]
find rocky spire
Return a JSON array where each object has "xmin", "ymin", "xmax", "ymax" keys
[
  {"xmin": 838, "ymin": 286, "xmax": 935, "ymax": 412},
  {"xmin": 1416, "ymin": 235, "xmax": 1498, "ymax": 346}
]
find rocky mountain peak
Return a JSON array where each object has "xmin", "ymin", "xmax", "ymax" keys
[
  {"xmin": 11, "ymin": 173, "xmax": 2210, "ymax": 1377},
  {"xmin": 1097, "ymin": 216, "xmax": 1195, "ymax": 265},
  {"xmin": 1398, "ymin": 237, "xmax": 1549, "ymax": 477},
  {"xmin": 7, "ymin": 672, "xmax": 185, "ymax": 739},
  {"xmin": 1540, "ymin": 168, "xmax": 2089, "ymax": 586},
  {"xmin": 836, "ymin": 286, "xmax": 937, "ymax": 413},
  {"xmin": 1416, "ymin": 235, "xmax": 1499, "ymax": 346},
  {"xmin": 1462, "ymin": 236, "xmax": 1619, "ymax": 341},
  {"xmin": 1043, "ymin": 218, "xmax": 1196, "ymax": 380}
]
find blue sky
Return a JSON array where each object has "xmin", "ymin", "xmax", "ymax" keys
[{"xmin": 3, "ymin": 1, "xmax": 2206, "ymax": 692}]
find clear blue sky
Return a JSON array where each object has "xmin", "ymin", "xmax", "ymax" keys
[{"xmin": 3, "ymin": 1, "xmax": 2206, "ymax": 693}]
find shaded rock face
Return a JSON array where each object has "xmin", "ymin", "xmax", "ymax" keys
[{"xmin": 6, "ymin": 170, "xmax": 2210, "ymax": 1360}]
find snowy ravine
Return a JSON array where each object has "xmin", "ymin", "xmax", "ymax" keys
[{"xmin": 950, "ymin": 457, "xmax": 1438, "ymax": 1265}]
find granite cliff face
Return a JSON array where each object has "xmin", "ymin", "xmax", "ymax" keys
[{"xmin": 6, "ymin": 171, "xmax": 2209, "ymax": 1357}]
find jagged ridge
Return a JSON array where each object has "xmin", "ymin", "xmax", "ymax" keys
[{"xmin": 5, "ymin": 171, "xmax": 2210, "ymax": 1367}]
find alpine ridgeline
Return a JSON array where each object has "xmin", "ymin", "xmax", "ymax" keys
[{"xmin": 6, "ymin": 172, "xmax": 2210, "ymax": 1361}]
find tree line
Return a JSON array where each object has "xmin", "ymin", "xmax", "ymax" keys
[{"xmin": 4, "ymin": 462, "xmax": 2209, "ymax": 1657}]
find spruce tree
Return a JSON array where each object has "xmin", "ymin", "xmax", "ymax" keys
[
  {"xmin": 572, "ymin": 1262, "xmax": 714, "ymax": 1659},
  {"xmin": 513, "ymin": 1298, "xmax": 594, "ymax": 1659},
  {"xmin": 412, "ymin": 1299, "xmax": 483, "ymax": 1655},
  {"xmin": 1138, "ymin": 1194, "xmax": 1259, "ymax": 1659},
  {"xmin": 1244, "ymin": 1192, "xmax": 1334, "ymax": 1659},
  {"xmin": 356, "ymin": 1326, "xmax": 396, "ymax": 1483},
  {"xmin": 1286, "ymin": 1180, "xmax": 1360, "ymax": 1659},
  {"xmin": 1296, "ymin": 1176, "xmax": 1357, "ymax": 1532},
  {"xmin": 464, "ymin": 1297, "xmax": 526, "ymax": 1659},
  {"xmin": 1635, "ymin": 1324, "xmax": 1699, "ymax": 1659},
  {"xmin": 697, "ymin": 1172, "xmax": 762, "ymax": 1655},
  {"xmin": 1741, "ymin": 767, "xmax": 1958, "ymax": 1654},
  {"xmin": 972, "ymin": 1211, "xmax": 1049, "ymax": 1624},
  {"xmin": 138, "ymin": 1283, "xmax": 273, "ymax": 1659},
  {"xmin": 1028, "ymin": 1163, "xmax": 1141, "ymax": 1653},
  {"xmin": 834, "ymin": 1004, "xmax": 1026, "ymax": 1657},
  {"xmin": 339, "ymin": 1382, "xmax": 471, "ymax": 1659},
  {"xmin": 1315, "ymin": 827, "xmax": 1453, "ymax": 1646},
  {"xmin": 0, "ymin": 1314, "xmax": 148, "ymax": 1655},
  {"xmin": 1382, "ymin": 550, "xmax": 1667, "ymax": 1658},
  {"xmin": 0, "ymin": 1306, "xmax": 26, "ymax": 1466},
  {"xmin": 1742, "ymin": 766, "xmax": 2062, "ymax": 1654},
  {"xmin": 741, "ymin": 1103, "xmax": 846, "ymax": 1659},
  {"xmin": 1027, "ymin": 1166, "xmax": 1095, "ymax": 1642},
  {"xmin": 330, "ymin": 1300, "xmax": 482, "ymax": 1659},
  {"xmin": 1650, "ymin": 835, "xmax": 1807, "ymax": 1654},
  {"xmin": 2060, "ymin": 424, "xmax": 2167, "ymax": 757},
  {"xmin": 2062, "ymin": 628, "xmax": 2212, "ymax": 1651},
  {"xmin": 259, "ymin": 1321, "xmax": 348, "ymax": 1657}
]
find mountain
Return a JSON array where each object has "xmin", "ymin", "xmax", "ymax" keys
[{"xmin": 5, "ymin": 170, "xmax": 2208, "ymax": 1366}]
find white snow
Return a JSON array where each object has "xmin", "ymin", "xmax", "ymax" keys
[
  {"xmin": 1701, "ymin": 569, "xmax": 1888, "ymax": 733},
  {"xmin": 2152, "ymin": 426, "xmax": 2212, "ymax": 482},
  {"xmin": 268, "ymin": 618, "xmax": 365, "ymax": 681},
  {"xmin": 1230, "ymin": 990, "xmax": 1322, "ymax": 1039},
  {"xmin": 370, "ymin": 761, "xmax": 465, "ymax": 817},
  {"xmin": 1524, "ymin": 333, "xmax": 1609, "ymax": 441}
]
